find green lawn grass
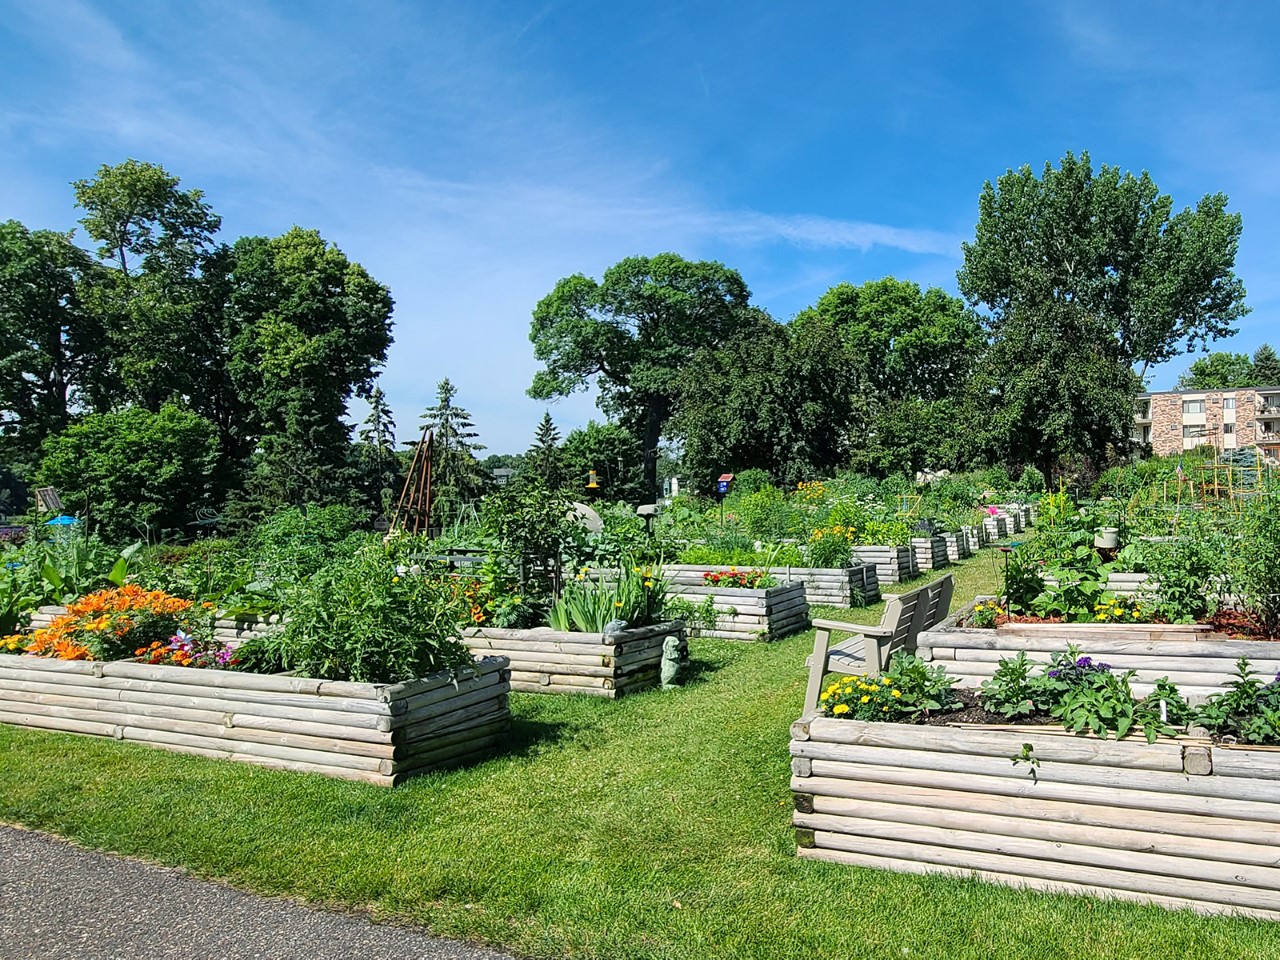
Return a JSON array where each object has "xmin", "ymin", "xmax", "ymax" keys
[{"xmin": 3, "ymin": 553, "xmax": 1279, "ymax": 959}]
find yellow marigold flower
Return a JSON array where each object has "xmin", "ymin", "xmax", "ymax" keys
[
  {"xmin": 891, "ymin": 690, "xmax": 902, "ymax": 698},
  {"xmin": 881, "ymin": 677, "xmax": 891, "ymax": 685},
  {"xmin": 833, "ymin": 704, "xmax": 850, "ymax": 715},
  {"xmin": 860, "ymin": 695, "xmax": 870, "ymax": 703}
]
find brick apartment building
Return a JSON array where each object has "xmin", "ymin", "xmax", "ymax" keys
[{"xmin": 1133, "ymin": 386, "xmax": 1280, "ymax": 458}]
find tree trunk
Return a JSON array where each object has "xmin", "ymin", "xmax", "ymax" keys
[{"xmin": 642, "ymin": 403, "xmax": 661, "ymax": 504}]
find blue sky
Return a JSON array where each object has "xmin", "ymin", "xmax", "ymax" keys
[{"xmin": 2, "ymin": 1, "xmax": 1278, "ymax": 452}]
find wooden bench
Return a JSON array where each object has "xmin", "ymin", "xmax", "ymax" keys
[{"xmin": 803, "ymin": 573, "xmax": 954, "ymax": 711}]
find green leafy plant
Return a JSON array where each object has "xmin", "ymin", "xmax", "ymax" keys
[
  {"xmin": 1229, "ymin": 497, "xmax": 1280, "ymax": 637},
  {"xmin": 818, "ymin": 653, "xmax": 961, "ymax": 722},
  {"xmin": 1195, "ymin": 659, "xmax": 1280, "ymax": 745},
  {"xmin": 254, "ymin": 545, "xmax": 474, "ymax": 684},
  {"xmin": 967, "ymin": 600, "xmax": 1003, "ymax": 628},
  {"xmin": 1142, "ymin": 512, "xmax": 1227, "ymax": 623},
  {"xmin": 980, "ymin": 651, "xmax": 1038, "ymax": 718},
  {"xmin": 548, "ymin": 564, "xmax": 667, "ymax": 633},
  {"xmin": 1011, "ymin": 742, "xmax": 1039, "ymax": 782}
]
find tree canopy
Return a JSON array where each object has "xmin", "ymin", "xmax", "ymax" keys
[
  {"xmin": 1175, "ymin": 351, "xmax": 1259, "ymax": 390},
  {"xmin": 529, "ymin": 254, "xmax": 755, "ymax": 499}
]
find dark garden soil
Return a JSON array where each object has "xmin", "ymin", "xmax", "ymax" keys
[
  {"xmin": 921, "ymin": 688, "xmax": 1045, "ymax": 727},
  {"xmin": 1206, "ymin": 609, "xmax": 1278, "ymax": 641}
]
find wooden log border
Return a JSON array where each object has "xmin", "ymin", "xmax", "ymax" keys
[
  {"xmin": 914, "ymin": 598, "xmax": 1278, "ymax": 698},
  {"xmin": 671, "ymin": 582, "xmax": 810, "ymax": 642},
  {"xmin": 465, "ymin": 621, "xmax": 686, "ymax": 697},
  {"xmin": 656, "ymin": 564, "xmax": 880, "ymax": 608},
  {"xmin": 790, "ymin": 715, "xmax": 1280, "ymax": 920},
  {"xmin": 0, "ymin": 652, "xmax": 512, "ymax": 786}
]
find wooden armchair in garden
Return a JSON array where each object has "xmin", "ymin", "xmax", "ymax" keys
[{"xmin": 803, "ymin": 573, "xmax": 954, "ymax": 712}]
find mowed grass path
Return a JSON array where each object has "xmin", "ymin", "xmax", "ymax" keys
[{"xmin": 3, "ymin": 553, "xmax": 1278, "ymax": 959}]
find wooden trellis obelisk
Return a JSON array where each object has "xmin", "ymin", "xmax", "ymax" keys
[{"xmin": 390, "ymin": 427, "xmax": 434, "ymax": 535}]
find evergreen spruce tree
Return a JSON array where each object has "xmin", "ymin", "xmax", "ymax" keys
[
  {"xmin": 526, "ymin": 411, "xmax": 563, "ymax": 488},
  {"xmin": 358, "ymin": 386, "xmax": 399, "ymax": 515},
  {"xmin": 419, "ymin": 378, "xmax": 487, "ymax": 525},
  {"xmin": 1254, "ymin": 344, "xmax": 1280, "ymax": 386}
]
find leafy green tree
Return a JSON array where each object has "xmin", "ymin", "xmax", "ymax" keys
[
  {"xmin": 958, "ymin": 151, "xmax": 1248, "ymax": 378},
  {"xmin": 791, "ymin": 278, "xmax": 982, "ymax": 476},
  {"xmin": 1175, "ymin": 351, "xmax": 1258, "ymax": 389},
  {"xmin": 526, "ymin": 411, "xmax": 563, "ymax": 488},
  {"xmin": 419, "ymin": 378, "xmax": 487, "ymax": 524},
  {"xmin": 529, "ymin": 254, "xmax": 755, "ymax": 500},
  {"xmin": 560, "ymin": 420, "xmax": 647, "ymax": 502},
  {"xmin": 957, "ymin": 151, "xmax": 1248, "ymax": 475},
  {"xmin": 73, "ymin": 160, "xmax": 228, "ymax": 415},
  {"xmin": 1254, "ymin": 344, "xmax": 1280, "ymax": 386},
  {"xmin": 38, "ymin": 405, "xmax": 221, "ymax": 541},
  {"xmin": 0, "ymin": 221, "xmax": 116, "ymax": 469},
  {"xmin": 669, "ymin": 311, "xmax": 853, "ymax": 485},
  {"xmin": 229, "ymin": 228, "xmax": 394, "ymax": 511}
]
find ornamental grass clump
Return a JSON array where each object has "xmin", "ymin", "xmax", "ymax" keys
[
  {"xmin": 256, "ymin": 547, "xmax": 475, "ymax": 684},
  {"xmin": 818, "ymin": 653, "xmax": 960, "ymax": 722},
  {"xmin": 1, "ymin": 584, "xmax": 203, "ymax": 662}
]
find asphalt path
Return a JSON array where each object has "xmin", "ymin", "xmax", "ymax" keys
[{"xmin": 0, "ymin": 825, "xmax": 513, "ymax": 960}]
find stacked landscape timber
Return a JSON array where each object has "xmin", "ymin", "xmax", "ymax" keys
[
  {"xmin": 911, "ymin": 536, "xmax": 950, "ymax": 572},
  {"xmin": 790, "ymin": 715, "xmax": 1280, "ymax": 920},
  {"xmin": 0, "ymin": 654, "xmax": 511, "ymax": 786},
  {"xmin": 982, "ymin": 516, "xmax": 1010, "ymax": 541},
  {"xmin": 659, "ymin": 564, "xmax": 879, "ymax": 608},
  {"xmin": 1041, "ymin": 572, "xmax": 1152, "ymax": 597},
  {"xmin": 941, "ymin": 532, "xmax": 970, "ymax": 563},
  {"xmin": 464, "ymin": 621, "xmax": 685, "ymax": 697},
  {"xmin": 917, "ymin": 605, "xmax": 1274, "ymax": 699},
  {"xmin": 851, "ymin": 546, "xmax": 918, "ymax": 584},
  {"xmin": 961, "ymin": 525, "xmax": 982, "ymax": 554},
  {"xmin": 677, "ymin": 581, "xmax": 809, "ymax": 641}
]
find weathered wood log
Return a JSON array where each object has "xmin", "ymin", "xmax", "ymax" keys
[
  {"xmin": 796, "ymin": 742, "xmax": 1280, "ymax": 805},
  {"xmin": 507, "ymin": 680, "xmax": 615, "ymax": 697},
  {"xmin": 392, "ymin": 680, "xmax": 510, "ymax": 729},
  {"xmin": 392, "ymin": 717, "xmax": 510, "ymax": 763},
  {"xmin": 792, "ymin": 775, "xmax": 1280, "ymax": 848},
  {"xmin": 393, "ymin": 696, "xmax": 509, "ymax": 742},
  {"xmin": 794, "ymin": 846, "xmax": 1280, "ymax": 921},
  {"xmin": 507, "ymin": 670, "xmax": 611, "ymax": 689},
  {"xmin": 120, "ymin": 725, "xmax": 388, "ymax": 772},
  {"xmin": 0, "ymin": 708, "xmax": 120, "ymax": 739},
  {"xmin": 806, "ymin": 828, "xmax": 1280, "ymax": 914},
  {"xmin": 802, "ymin": 794, "xmax": 1280, "ymax": 870},
  {"xmin": 1211, "ymin": 747, "xmax": 1280, "ymax": 781}
]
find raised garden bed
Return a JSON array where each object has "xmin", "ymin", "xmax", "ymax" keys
[
  {"xmin": 660, "ymin": 564, "xmax": 879, "ymax": 608},
  {"xmin": 941, "ymin": 532, "xmax": 970, "ymax": 563},
  {"xmin": 917, "ymin": 601, "xmax": 1280, "ymax": 699},
  {"xmin": 0, "ymin": 653, "xmax": 511, "ymax": 786},
  {"xmin": 464, "ymin": 621, "xmax": 686, "ymax": 697},
  {"xmin": 675, "ymin": 581, "xmax": 810, "ymax": 642},
  {"xmin": 790, "ymin": 715, "xmax": 1280, "ymax": 920},
  {"xmin": 911, "ymin": 535, "xmax": 950, "ymax": 572},
  {"xmin": 851, "ymin": 545, "xmax": 918, "ymax": 584}
]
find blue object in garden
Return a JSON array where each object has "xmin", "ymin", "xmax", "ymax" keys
[{"xmin": 45, "ymin": 515, "xmax": 78, "ymax": 526}]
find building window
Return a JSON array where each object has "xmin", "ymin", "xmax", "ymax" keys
[
  {"xmin": 1224, "ymin": 423, "xmax": 1235, "ymax": 434},
  {"xmin": 1183, "ymin": 400, "xmax": 1205, "ymax": 414},
  {"xmin": 1224, "ymin": 397, "xmax": 1236, "ymax": 410},
  {"xmin": 1183, "ymin": 426, "xmax": 1204, "ymax": 438}
]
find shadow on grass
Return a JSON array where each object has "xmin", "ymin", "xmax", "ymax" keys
[
  {"xmin": 503, "ymin": 716, "xmax": 571, "ymax": 756},
  {"xmin": 673, "ymin": 655, "xmax": 722, "ymax": 689}
]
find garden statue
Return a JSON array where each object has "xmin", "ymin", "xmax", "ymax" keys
[
  {"xmin": 660, "ymin": 635, "xmax": 684, "ymax": 689},
  {"xmin": 602, "ymin": 618, "xmax": 628, "ymax": 636}
]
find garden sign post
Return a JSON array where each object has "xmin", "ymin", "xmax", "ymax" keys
[{"xmin": 716, "ymin": 473, "xmax": 734, "ymax": 528}]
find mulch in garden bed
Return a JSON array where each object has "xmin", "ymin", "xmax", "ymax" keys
[{"xmin": 921, "ymin": 688, "xmax": 1043, "ymax": 727}]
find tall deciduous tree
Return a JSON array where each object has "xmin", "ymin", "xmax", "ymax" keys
[
  {"xmin": 73, "ymin": 160, "xmax": 227, "ymax": 415},
  {"xmin": 526, "ymin": 411, "xmax": 563, "ymax": 489},
  {"xmin": 1175, "ymin": 351, "xmax": 1258, "ymax": 389},
  {"xmin": 1254, "ymin": 344, "xmax": 1280, "ymax": 386},
  {"xmin": 419, "ymin": 378, "xmax": 487, "ymax": 524},
  {"xmin": 669, "ymin": 311, "xmax": 853, "ymax": 484},
  {"xmin": 790, "ymin": 277, "xmax": 982, "ymax": 476},
  {"xmin": 38, "ymin": 404, "xmax": 221, "ymax": 541},
  {"xmin": 529, "ymin": 254, "xmax": 755, "ymax": 500},
  {"xmin": 0, "ymin": 221, "xmax": 116, "ymax": 468},
  {"xmin": 957, "ymin": 151, "xmax": 1248, "ymax": 475},
  {"xmin": 228, "ymin": 228, "xmax": 394, "ymax": 510}
]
